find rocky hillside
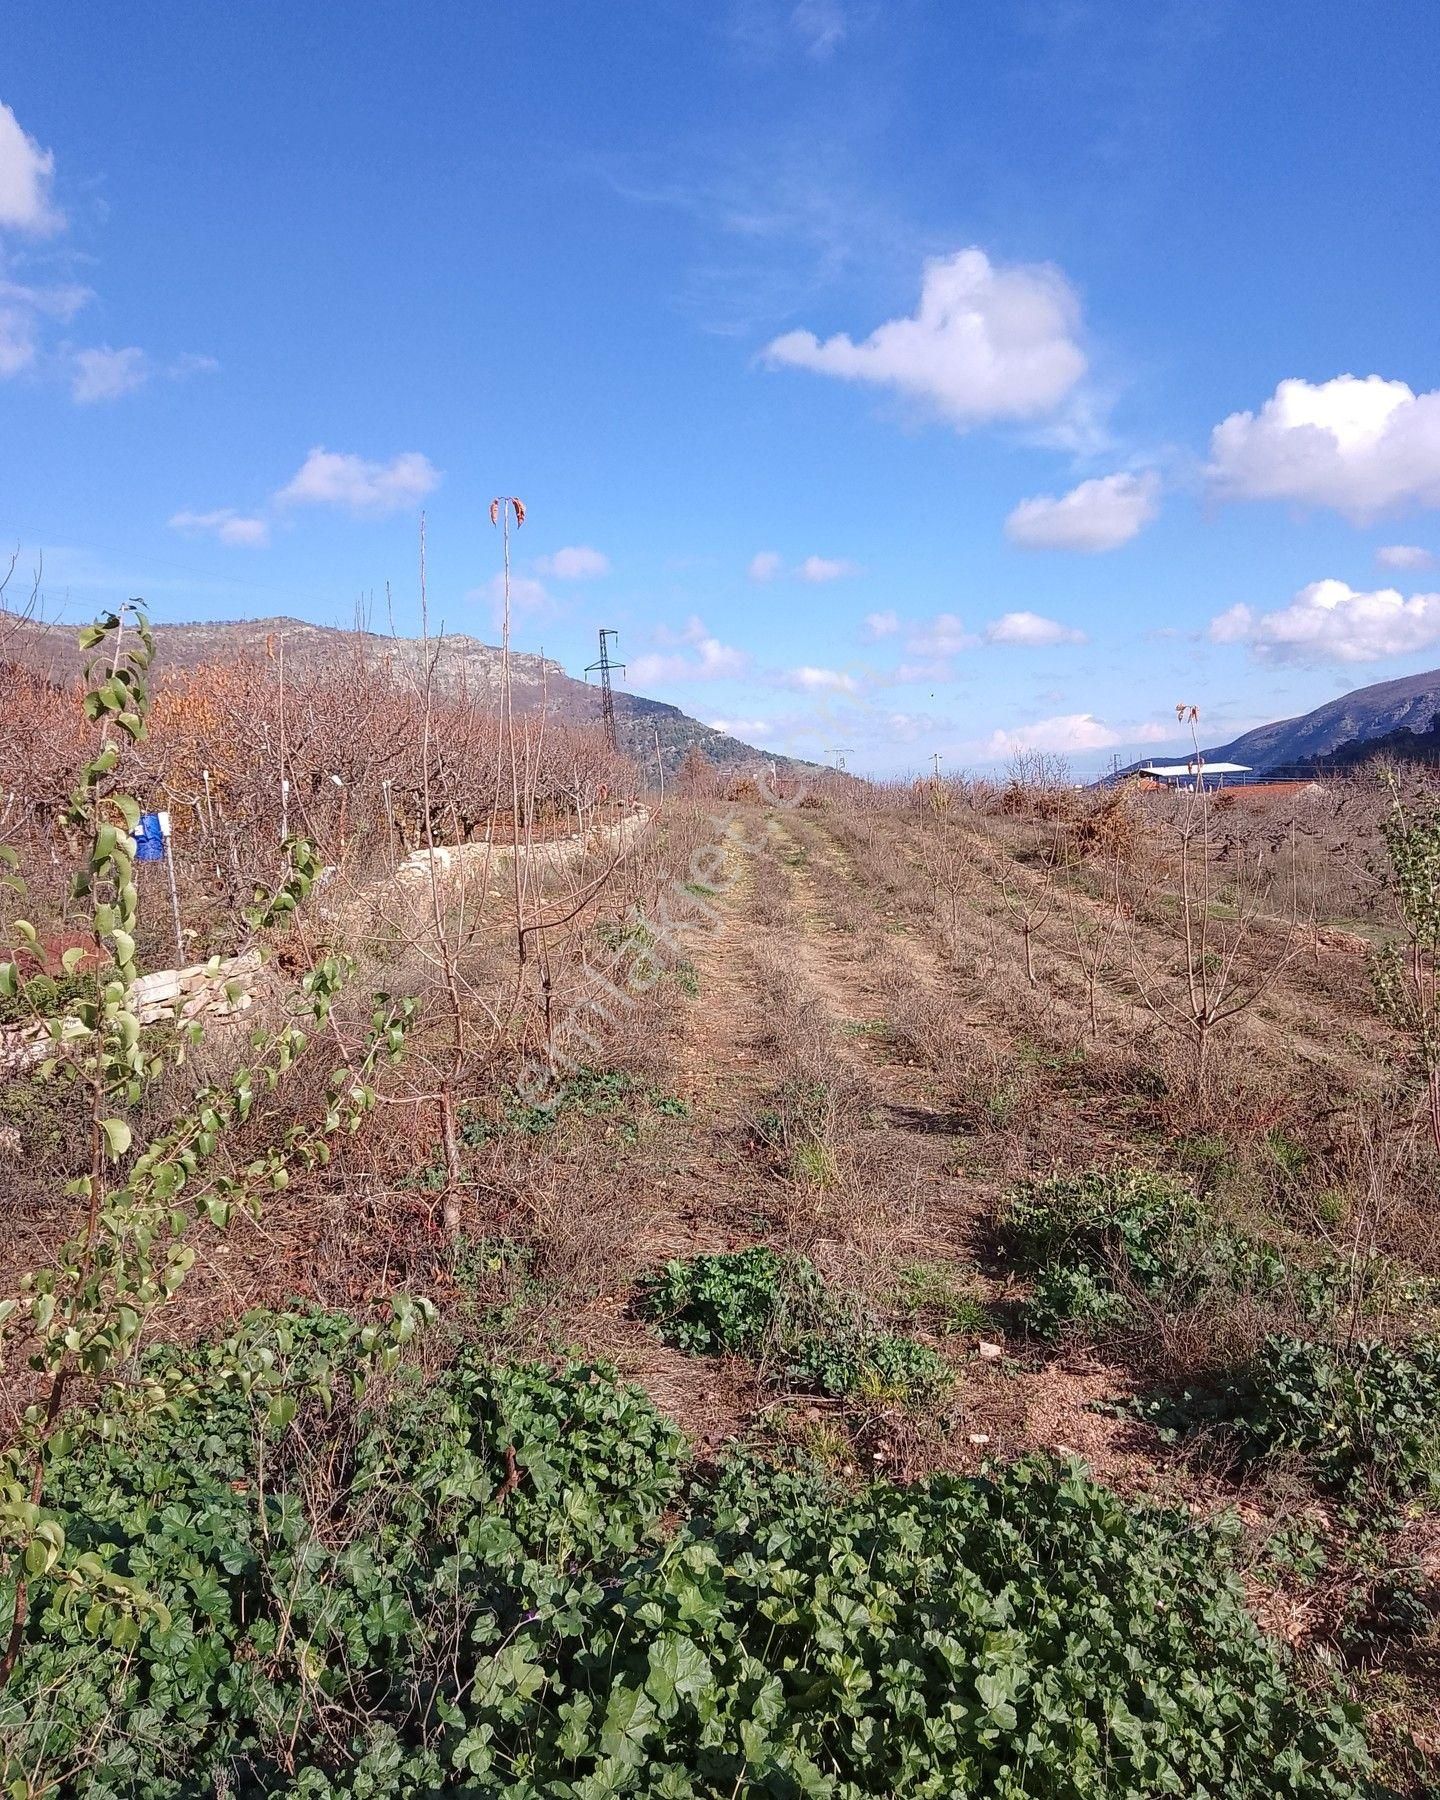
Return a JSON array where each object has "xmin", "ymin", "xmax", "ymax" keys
[
  {"xmin": 1, "ymin": 612, "xmax": 808, "ymax": 778},
  {"xmin": 1203, "ymin": 667, "xmax": 1440, "ymax": 771}
]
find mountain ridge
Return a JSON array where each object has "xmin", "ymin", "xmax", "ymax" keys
[
  {"xmin": 0, "ymin": 611, "xmax": 812, "ymax": 779},
  {"xmin": 1201, "ymin": 666, "xmax": 1440, "ymax": 771}
]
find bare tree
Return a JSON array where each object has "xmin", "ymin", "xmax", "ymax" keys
[{"xmin": 1127, "ymin": 705, "xmax": 1306, "ymax": 1104}]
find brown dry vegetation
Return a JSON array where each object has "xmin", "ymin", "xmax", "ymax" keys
[{"xmin": 4, "ymin": 639, "xmax": 1440, "ymax": 1788}]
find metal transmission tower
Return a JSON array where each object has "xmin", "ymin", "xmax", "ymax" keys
[{"xmin": 585, "ymin": 628, "xmax": 625, "ymax": 753}]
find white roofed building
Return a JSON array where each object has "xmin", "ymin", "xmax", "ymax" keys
[{"xmin": 1139, "ymin": 759, "xmax": 1251, "ymax": 788}]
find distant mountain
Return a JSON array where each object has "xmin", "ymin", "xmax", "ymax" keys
[
  {"xmin": 1, "ymin": 612, "xmax": 810, "ymax": 778},
  {"xmin": 1202, "ymin": 667, "xmax": 1440, "ymax": 772}
]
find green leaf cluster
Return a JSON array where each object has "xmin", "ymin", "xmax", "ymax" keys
[
  {"xmin": 642, "ymin": 1248, "xmax": 951, "ymax": 1404},
  {"xmin": 1006, "ymin": 1169, "xmax": 1345, "ymax": 1340},
  {"xmin": 1218, "ymin": 1334, "xmax": 1440, "ymax": 1505},
  {"xmin": 3, "ymin": 1316, "xmax": 1374, "ymax": 1797},
  {"xmin": 0, "ymin": 968, "xmax": 101, "ymax": 1029}
]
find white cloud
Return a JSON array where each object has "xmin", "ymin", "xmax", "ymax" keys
[
  {"xmin": 983, "ymin": 713, "xmax": 1169, "ymax": 758},
  {"xmin": 763, "ymin": 246, "xmax": 1086, "ymax": 429},
  {"xmin": 905, "ymin": 612, "xmax": 977, "ymax": 657},
  {"xmin": 787, "ymin": 665, "xmax": 859, "ymax": 693},
  {"xmin": 709, "ymin": 717, "xmax": 773, "ymax": 738},
  {"xmin": 985, "ymin": 610, "xmax": 1087, "ymax": 646},
  {"xmin": 893, "ymin": 660, "xmax": 954, "ymax": 685},
  {"xmin": 71, "ymin": 345, "xmax": 149, "ymax": 403},
  {"xmin": 535, "ymin": 544, "xmax": 609, "ymax": 579},
  {"xmin": 475, "ymin": 571, "xmax": 555, "ymax": 622},
  {"xmin": 1005, "ymin": 470, "xmax": 1159, "ymax": 552},
  {"xmin": 630, "ymin": 620, "xmax": 749, "ymax": 686},
  {"xmin": 169, "ymin": 508, "xmax": 270, "ymax": 548},
  {"xmin": 1208, "ymin": 577, "xmax": 1440, "ymax": 665},
  {"xmin": 276, "ymin": 447, "xmax": 440, "ymax": 516},
  {"xmin": 748, "ymin": 550, "xmax": 783, "ymax": 582},
  {"xmin": 797, "ymin": 553, "xmax": 859, "ymax": 583},
  {"xmin": 781, "ymin": 662, "xmax": 860, "ymax": 687},
  {"xmin": 863, "ymin": 609, "xmax": 899, "ymax": 639},
  {"xmin": 0, "ymin": 102, "xmax": 61, "ymax": 233},
  {"xmin": 0, "ymin": 277, "xmax": 88, "ymax": 377},
  {"xmin": 1378, "ymin": 544, "xmax": 1434, "ymax": 570},
  {"xmin": 1207, "ymin": 375, "xmax": 1440, "ymax": 522}
]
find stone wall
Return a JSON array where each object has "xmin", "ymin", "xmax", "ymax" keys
[{"xmin": 0, "ymin": 949, "xmax": 262, "ymax": 1079}]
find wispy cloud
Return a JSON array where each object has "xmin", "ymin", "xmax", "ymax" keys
[
  {"xmin": 789, "ymin": 0, "xmax": 852, "ymax": 58},
  {"xmin": 275, "ymin": 447, "xmax": 441, "ymax": 517},
  {"xmin": 0, "ymin": 276, "xmax": 90, "ymax": 377},
  {"xmin": 785, "ymin": 665, "xmax": 859, "ymax": 693},
  {"xmin": 169, "ymin": 508, "xmax": 269, "ymax": 548},
  {"xmin": 1377, "ymin": 544, "xmax": 1434, "ymax": 571},
  {"xmin": 709, "ymin": 716, "xmax": 774, "ymax": 738},
  {"xmin": 0, "ymin": 102, "xmax": 216, "ymax": 401},
  {"xmin": 749, "ymin": 550, "xmax": 859, "ymax": 582},
  {"xmin": 985, "ymin": 610, "xmax": 1087, "ymax": 646},
  {"xmin": 535, "ymin": 544, "xmax": 609, "ymax": 579},
  {"xmin": 905, "ymin": 612, "xmax": 977, "ymax": 658},
  {"xmin": 798, "ymin": 553, "xmax": 860, "ymax": 583},
  {"xmin": 71, "ymin": 345, "xmax": 149, "ymax": 403},
  {"xmin": 630, "ymin": 616, "xmax": 749, "ymax": 685}
]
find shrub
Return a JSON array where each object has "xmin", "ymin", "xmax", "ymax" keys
[
  {"xmin": 0, "ymin": 966, "xmax": 100, "ymax": 1028},
  {"xmin": 1008, "ymin": 1168, "xmax": 1198, "ymax": 1291},
  {"xmin": 786, "ymin": 1325, "xmax": 951, "ymax": 1403},
  {"xmin": 643, "ymin": 1250, "xmax": 951, "ymax": 1405},
  {"xmin": 1005, "ymin": 1168, "xmax": 1343, "ymax": 1340},
  {"xmin": 640, "ymin": 1245, "xmax": 817, "ymax": 1354},
  {"xmin": 1221, "ymin": 1334, "xmax": 1440, "ymax": 1504},
  {"xmin": 4, "ymin": 1317, "xmax": 1374, "ymax": 1797}
]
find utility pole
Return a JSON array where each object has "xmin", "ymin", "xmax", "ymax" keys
[
  {"xmin": 830, "ymin": 748, "xmax": 854, "ymax": 771},
  {"xmin": 585, "ymin": 627, "xmax": 625, "ymax": 753},
  {"xmin": 930, "ymin": 751, "xmax": 943, "ymax": 781}
]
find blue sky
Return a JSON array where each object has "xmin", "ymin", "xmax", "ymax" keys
[{"xmin": 5, "ymin": 1, "xmax": 1440, "ymax": 775}]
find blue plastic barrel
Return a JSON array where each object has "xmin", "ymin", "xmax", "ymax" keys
[{"xmin": 133, "ymin": 812, "xmax": 165, "ymax": 862}]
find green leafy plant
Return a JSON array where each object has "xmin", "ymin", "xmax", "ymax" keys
[
  {"xmin": 643, "ymin": 1249, "xmax": 951, "ymax": 1406},
  {"xmin": 2, "ymin": 1326, "xmax": 1375, "ymax": 1796},
  {"xmin": 1221, "ymin": 1334, "xmax": 1440, "ymax": 1505},
  {"xmin": 1005, "ymin": 1168, "xmax": 1343, "ymax": 1340},
  {"xmin": 786, "ymin": 1324, "xmax": 951, "ymax": 1403},
  {"xmin": 640, "ymin": 1245, "xmax": 814, "ymax": 1354}
]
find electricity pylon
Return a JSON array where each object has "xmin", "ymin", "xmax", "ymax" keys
[{"xmin": 585, "ymin": 628, "xmax": 625, "ymax": 753}]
